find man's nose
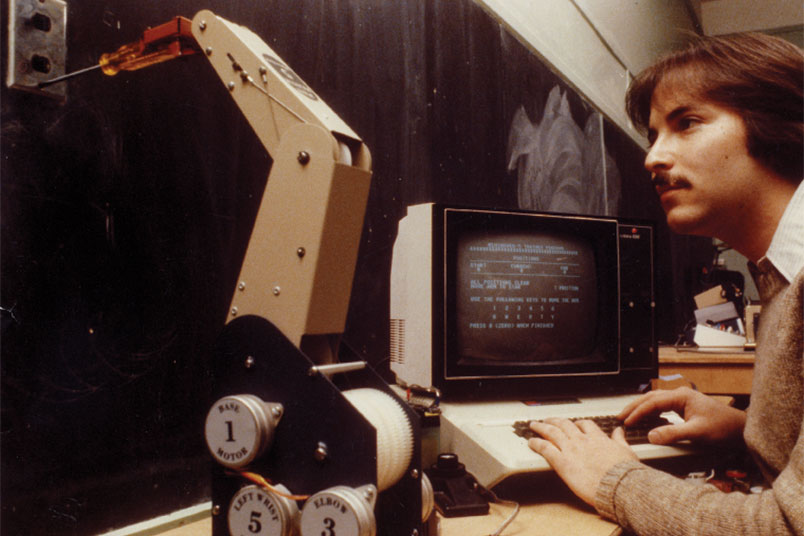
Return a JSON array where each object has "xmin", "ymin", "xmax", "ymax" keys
[{"xmin": 644, "ymin": 136, "xmax": 673, "ymax": 174}]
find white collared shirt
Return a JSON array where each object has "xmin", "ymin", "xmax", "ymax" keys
[{"xmin": 764, "ymin": 180, "xmax": 804, "ymax": 282}]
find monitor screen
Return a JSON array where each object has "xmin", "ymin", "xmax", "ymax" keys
[{"xmin": 454, "ymin": 230, "xmax": 598, "ymax": 365}]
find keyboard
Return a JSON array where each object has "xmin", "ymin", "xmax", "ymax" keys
[
  {"xmin": 436, "ymin": 396, "xmax": 696, "ymax": 488},
  {"xmin": 512, "ymin": 414, "xmax": 672, "ymax": 445}
]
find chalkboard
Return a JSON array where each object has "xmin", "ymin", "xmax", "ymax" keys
[{"xmin": 0, "ymin": 1, "xmax": 711, "ymax": 534}]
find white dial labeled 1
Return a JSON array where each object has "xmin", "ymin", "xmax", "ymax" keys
[{"xmin": 204, "ymin": 394, "xmax": 282, "ymax": 468}]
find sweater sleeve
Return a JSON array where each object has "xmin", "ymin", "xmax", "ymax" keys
[
  {"xmin": 593, "ymin": 269, "xmax": 804, "ymax": 535},
  {"xmin": 594, "ymin": 459, "xmax": 802, "ymax": 535}
]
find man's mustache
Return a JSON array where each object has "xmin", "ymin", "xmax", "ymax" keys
[{"xmin": 651, "ymin": 173, "xmax": 687, "ymax": 189}]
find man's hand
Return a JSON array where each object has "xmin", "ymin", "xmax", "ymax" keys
[
  {"xmin": 618, "ymin": 387, "xmax": 747, "ymax": 446},
  {"xmin": 528, "ymin": 418, "xmax": 638, "ymax": 506}
]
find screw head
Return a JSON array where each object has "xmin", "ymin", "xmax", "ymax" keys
[
  {"xmin": 272, "ymin": 286, "xmax": 281, "ymax": 296},
  {"xmin": 314, "ymin": 442, "xmax": 328, "ymax": 462},
  {"xmin": 199, "ymin": 21, "xmax": 207, "ymax": 30},
  {"xmin": 297, "ymin": 151, "xmax": 310, "ymax": 165},
  {"xmin": 297, "ymin": 247, "xmax": 306, "ymax": 258},
  {"xmin": 231, "ymin": 306, "xmax": 238, "ymax": 316}
]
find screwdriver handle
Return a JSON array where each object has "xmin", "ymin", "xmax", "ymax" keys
[
  {"xmin": 99, "ymin": 16, "xmax": 196, "ymax": 75},
  {"xmin": 99, "ymin": 39, "xmax": 192, "ymax": 76},
  {"xmin": 98, "ymin": 41, "xmax": 145, "ymax": 76}
]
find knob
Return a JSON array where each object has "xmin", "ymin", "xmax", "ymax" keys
[
  {"xmin": 204, "ymin": 394, "xmax": 283, "ymax": 468},
  {"xmin": 300, "ymin": 485, "xmax": 376, "ymax": 536},
  {"xmin": 227, "ymin": 484, "xmax": 299, "ymax": 536}
]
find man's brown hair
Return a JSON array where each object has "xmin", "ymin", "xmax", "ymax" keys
[{"xmin": 626, "ymin": 33, "xmax": 803, "ymax": 182}]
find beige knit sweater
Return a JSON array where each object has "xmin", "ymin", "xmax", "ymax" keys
[{"xmin": 594, "ymin": 264, "xmax": 804, "ymax": 535}]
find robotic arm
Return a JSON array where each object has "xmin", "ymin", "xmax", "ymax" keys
[
  {"xmin": 190, "ymin": 10, "xmax": 372, "ymax": 365},
  {"xmin": 190, "ymin": 15, "xmax": 431, "ymax": 536}
]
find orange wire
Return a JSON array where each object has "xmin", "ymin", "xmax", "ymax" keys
[{"xmin": 231, "ymin": 469, "xmax": 311, "ymax": 501}]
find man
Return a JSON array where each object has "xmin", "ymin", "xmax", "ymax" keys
[{"xmin": 528, "ymin": 33, "xmax": 803, "ymax": 535}]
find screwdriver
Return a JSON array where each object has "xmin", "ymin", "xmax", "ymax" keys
[{"xmin": 38, "ymin": 16, "xmax": 198, "ymax": 88}]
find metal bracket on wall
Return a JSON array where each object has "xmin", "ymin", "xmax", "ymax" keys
[{"xmin": 6, "ymin": 0, "xmax": 67, "ymax": 100}]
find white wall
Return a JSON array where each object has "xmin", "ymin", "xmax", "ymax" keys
[
  {"xmin": 475, "ymin": 0, "xmax": 699, "ymax": 146},
  {"xmin": 700, "ymin": 0, "xmax": 803, "ymax": 37}
]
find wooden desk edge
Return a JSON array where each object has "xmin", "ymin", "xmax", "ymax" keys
[
  {"xmin": 659, "ymin": 346, "xmax": 755, "ymax": 365},
  {"xmin": 113, "ymin": 501, "xmax": 622, "ymax": 536}
]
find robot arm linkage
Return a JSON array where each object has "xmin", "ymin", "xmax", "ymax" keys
[{"xmin": 190, "ymin": 11, "xmax": 373, "ymax": 364}]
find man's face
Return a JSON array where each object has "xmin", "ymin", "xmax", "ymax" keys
[{"xmin": 645, "ymin": 79, "xmax": 766, "ymax": 238}]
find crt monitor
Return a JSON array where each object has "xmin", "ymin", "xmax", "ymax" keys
[{"xmin": 389, "ymin": 203, "xmax": 656, "ymax": 398}]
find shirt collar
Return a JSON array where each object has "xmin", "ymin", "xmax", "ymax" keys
[{"xmin": 763, "ymin": 180, "xmax": 804, "ymax": 282}]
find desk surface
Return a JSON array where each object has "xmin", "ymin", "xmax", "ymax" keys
[
  {"xmin": 439, "ymin": 501, "xmax": 621, "ymax": 535},
  {"xmin": 658, "ymin": 345, "xmax": 754, "ymax": 395},
  {"xmin": 155, "ymin": 501, "xmax": 621, "ymax": 536}
]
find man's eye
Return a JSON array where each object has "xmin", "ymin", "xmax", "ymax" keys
[{"xmin": 678, "ymin": 117, "xmax": 699, "ymax": 130}]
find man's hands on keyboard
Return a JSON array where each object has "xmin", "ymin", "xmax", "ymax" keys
[
  {"xmin": 526, "ymin": 417, "xmax": 639, "ymax": 506},
  {"xmin": 513, "ymin": 414, "xmax": 672, "ymax": 445},
  {"xmin": 521, "ymin": 388, "xmax": 749, "ymax": 508},
  {"xmin": 619, "ymin": 387, "xmax": 747, "ymax": 446}
]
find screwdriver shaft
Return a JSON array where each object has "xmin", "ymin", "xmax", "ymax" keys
[{"xmin": 38, "ymin": 64, "xmax": 102, "ymax": 88}]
